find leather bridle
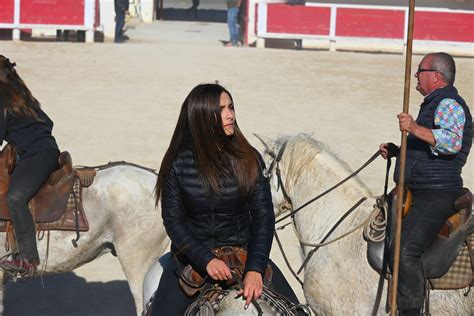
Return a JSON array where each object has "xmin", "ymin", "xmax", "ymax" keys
[
  {"xmin": 261, "ymin": 138, "xmax": 382, "ymax": 286},
  {"xmin": 264, "ymin": 140, "xmax": 293, "ymax": 211}
]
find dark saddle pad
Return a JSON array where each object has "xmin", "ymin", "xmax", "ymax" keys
[
  {"xmin": 366, "ymin": 188, "xmax": 473, "ymax": 286},
  {"xmin": 0, "ymin": 144, "xmax": 93, "ymax": 232}
]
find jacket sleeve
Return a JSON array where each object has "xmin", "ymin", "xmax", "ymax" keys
[
  {"xmin": 161, "ymin": 160, "xmax": 215, "ymax": 272},
  {"xmin": 244, "ymin": 153, "xmax": 275, "ymax": 275}
]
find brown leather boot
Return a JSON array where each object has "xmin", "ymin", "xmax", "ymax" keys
[{"xmin": 0, "ymin": 256, "xmax": 39, "ymax": 278}]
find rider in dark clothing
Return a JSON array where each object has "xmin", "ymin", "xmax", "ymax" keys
[
  {"xmin": 151, "ymin": 84, "xmax": 299, "ymax": 314},
  {"xmin": 380, "ymin": 52, "xmax": 471, "ymax": 315},
  {"xmin": 0, "ymin": 55, "xmax": 59, "ymax": 277}
]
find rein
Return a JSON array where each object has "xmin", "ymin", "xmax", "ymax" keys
[
  {"xmin": 274, "ymin": 145, "xmax": 381, "ymax": 224},
  {"xmin": 296, "ymin": 197, "xmax": 367, "ymax": 273},
  {"xmin": 74, "ymin": 161, "xmax": 158, "ymax": 175},
  {"xmin": 265, "ymin": 141, "xmax": 382, "ymax": 285}
]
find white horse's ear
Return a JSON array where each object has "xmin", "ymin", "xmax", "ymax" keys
[{"xmin": 253, "ymin": 134, "xmax": 276, "ymax": 157}]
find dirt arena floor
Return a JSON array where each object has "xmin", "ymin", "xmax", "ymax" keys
[{"xmin": 1, "ymin": 18, "xmax": 473, "ymax": 315}]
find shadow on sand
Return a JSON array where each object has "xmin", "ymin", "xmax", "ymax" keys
[
  {"xmin": 3, "ymin": 272, "xmax": 135, "ymax": 315},
  {"xmin": 0, "ymin": 29, "xmax": 104, "ymax": 43},
  {"xmin": 156, "ymin": 8, "xmax": 227, "ymax": 23}
]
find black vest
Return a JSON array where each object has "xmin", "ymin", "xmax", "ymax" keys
[{"xmin": 394, "ymin": 85, "xmax": 472, "ymax": 189}]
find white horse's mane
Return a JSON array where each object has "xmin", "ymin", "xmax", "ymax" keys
[{"xmin": 273, "ymin": 133, "xmax": 372, "ymax": 197}]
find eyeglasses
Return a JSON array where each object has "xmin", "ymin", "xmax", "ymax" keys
[{"xmin": 416, "ymin": 68, "xmax": 439, "ymax": 75}]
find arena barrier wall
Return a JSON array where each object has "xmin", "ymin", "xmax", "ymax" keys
[
  {"xmin": 0, "ymin": 0, "xmax": 100, "ymax": 42},
  {"xmin": 246, "ymin": 1, "xmax": 474, "ymax": 55}
]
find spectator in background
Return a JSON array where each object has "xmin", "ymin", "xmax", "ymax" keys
[
  {"xmin": 186, "ymin": 0, "xmax": 200, "ymax": 19},
  {"xmin": 226, "ymin": 0, "xmax": 241, "ymax": 47},
  {"xmin": 115, "ymin": 0, "xmax": 129, "ymax": 43}
]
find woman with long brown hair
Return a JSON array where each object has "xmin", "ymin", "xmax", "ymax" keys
[
  {"xmin": 0, "ymin": 55, "xmax": 60, "ymax": 277},
  {"xmin": 151, "ymin": 83, "xmax": 299, "ymax": 314}
]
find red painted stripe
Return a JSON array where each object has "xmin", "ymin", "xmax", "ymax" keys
[
  {"xmin": 0, "ymin": 0, "xmax": 14, "ymax": 23},
  {"xmin": 20, "ymin": 0, "xmax": 85, "ymax": 25},
  {"xmin": 414, "ymin": 11, "xmax": 474, "ymax": 43},
  {"xmin": 243, "ymin": 0, "xmax": 248, "ymax": 45},
  {"xmin": 94, "ymin": 0, "xmax": 100, "ymax": 27},
  {"xmin": 336, "ymin": 8, "xmax": 405, "ymax": 39},
  {"xmin": 254, "ymin": 2, "xmax": 258, "ymax": 36},
  {"xmin": 267, "ymin": 4, "xmax": 330, "ymax": 35}
]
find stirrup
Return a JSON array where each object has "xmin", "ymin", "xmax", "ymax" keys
[{"xmin": 0, "ymin": 254, "xmax": 39, "ymax": 279}]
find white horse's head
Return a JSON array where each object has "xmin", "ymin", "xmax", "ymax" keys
[
  {"xmin": 255, "ymin": 133, "xmax": 373, "ymax": 219},
  {"xmin": 254, "ymin": 134, "xmax": 293, "ymax": 218}
]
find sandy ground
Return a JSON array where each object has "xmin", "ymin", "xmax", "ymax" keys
[{"xmin": 0, "ymin": 17, "xmax": 473, "ymax": 316}]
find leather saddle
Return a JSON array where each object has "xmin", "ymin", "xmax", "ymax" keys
[
  {"xmin": 367, "ymin": 187, "xmax": 473, "ymax": 284},
  {"xmin": 178, "ymin": 246, "xmax": 274, "ymax": 297},
  {"xmin": 0, "ymin": 144, "xmax": 94, "ymax": 236}
]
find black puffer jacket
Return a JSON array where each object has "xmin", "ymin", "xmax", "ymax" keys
[{"xmin": 162, "ymin": 148, "xmax": 275, "ymax": 276}]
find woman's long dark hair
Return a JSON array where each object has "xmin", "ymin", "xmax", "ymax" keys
[
  {"xmin": 0, "ymin": 55, "xmax": 41, "ymax": 120},
  {"xmin": 155, "ymin": 83, "xmax": 259, "ymax": 206}
]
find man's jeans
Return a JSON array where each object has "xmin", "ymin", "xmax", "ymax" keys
[
  {"xmin": 115, "ymin": 12, "xmax": 125, "ymax": 43},
  {"xmin": 390, "ymin": 188, "xmax": 462, "ymax": 310},
  {"xmin": 227, "ymin": 7, "xmax": 239, "ymax": 45}
]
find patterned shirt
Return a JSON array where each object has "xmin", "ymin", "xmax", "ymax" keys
[{"xmin": 431, "ymin": 98, "xmax": 466, "ymax": 155}]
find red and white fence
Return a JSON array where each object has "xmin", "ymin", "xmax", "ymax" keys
[
  {"xmin": 246, "ymin": 1, "xmax": 474, "ymax": 53},
  {"xmin": 0, "ymin": 0, "xmax": 100, "ymax": 42}
]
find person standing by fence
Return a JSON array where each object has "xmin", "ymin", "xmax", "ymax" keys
[
  {"xmin": 226, "ymin": 0, "xmax": 241, "ymax": 47},
  {"xmin": 186, "ymin": 0, "xmax": 200, "ymax": 19},
  {"xmin": 114, "ymin": 0, "xmax": 129, "ymax": 43}
]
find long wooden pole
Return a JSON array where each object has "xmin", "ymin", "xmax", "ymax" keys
[{"xmin": 390, "ymin": 0, "xmax": 416, "ymax": 314}]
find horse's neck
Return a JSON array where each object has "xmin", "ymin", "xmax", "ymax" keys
[{"xmin": 283, "ymin": 153, "xmax": 373, "ymax": 247}]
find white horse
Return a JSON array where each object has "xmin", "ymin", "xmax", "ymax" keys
[
  {"xmin": 143, "ymin": 258, "xmax": 291, "ymax": 315},
  {"xmin": 260, "ymin": 134, "xmax": 473, "ymax": 315},
  {"xmin": 1, "ymin": 164, "xmax": 170, "ymax": 315}
]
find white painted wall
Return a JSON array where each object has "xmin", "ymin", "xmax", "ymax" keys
[
  {"xmin": 100, "ymin": 0, "xmax": 116, "ymax": 38},
  {"xmin": 140, "ymin": 0, "xmax": 155, "ymax": 23}
]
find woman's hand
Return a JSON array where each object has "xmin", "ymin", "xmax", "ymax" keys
[
  {"xmin": 238, "ymin": 271, "xmax": 263, "ymax": 309},
  {"xmin": 206, "ymin": 258, "xmax": 232, "ymax": 281}
]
